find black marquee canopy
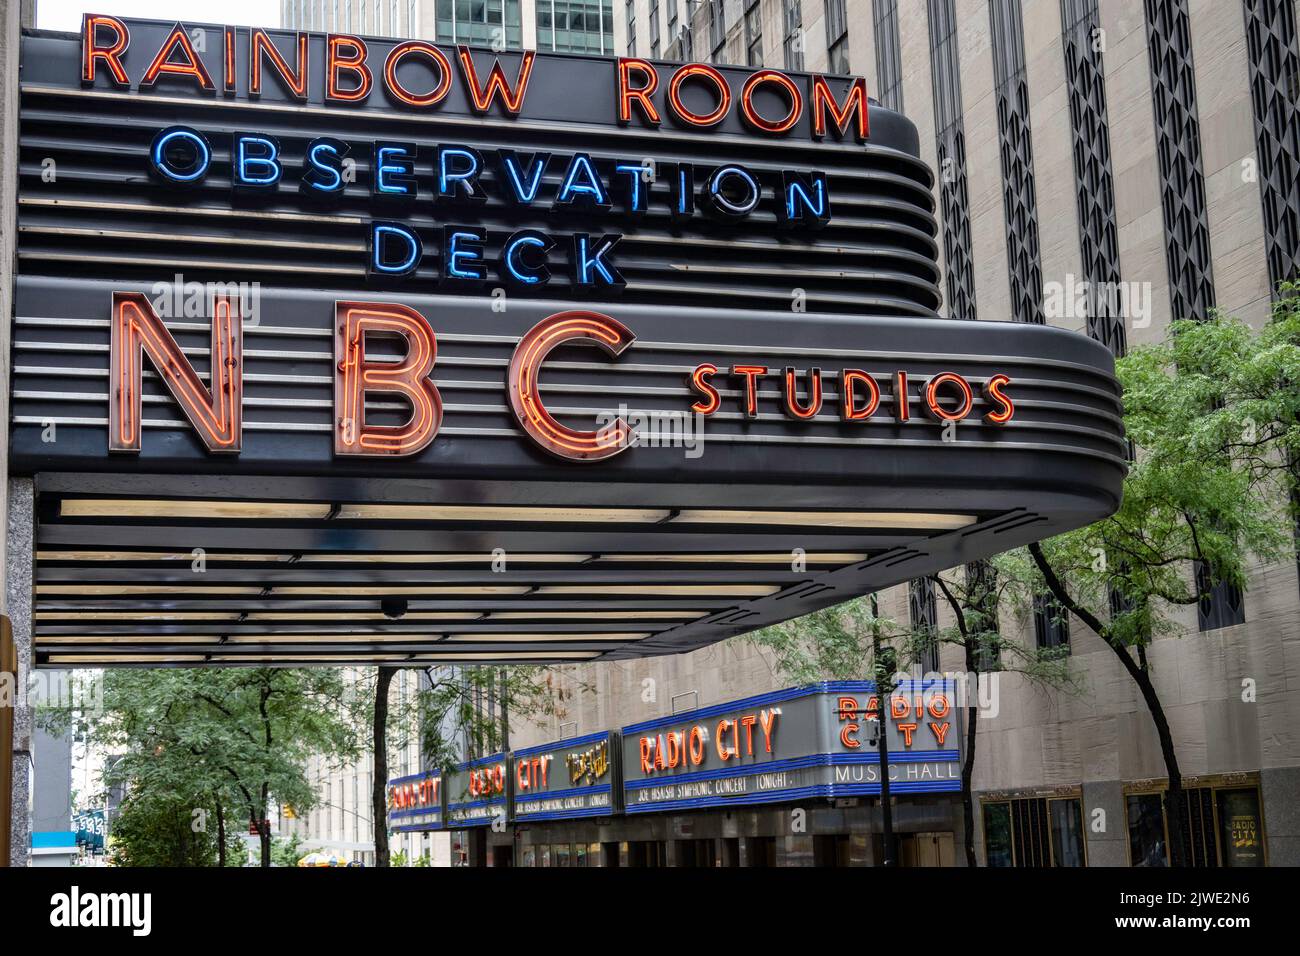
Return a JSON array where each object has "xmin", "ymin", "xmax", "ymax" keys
[{"xmin": 9, "ymin": 16, "xmax": 1126, "ymax": 668}]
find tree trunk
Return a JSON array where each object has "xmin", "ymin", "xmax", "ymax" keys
[
  {"xmin": 372, "ymin": 665, "xmax": 397, "ymax": 867},
  {"xmin": 870, "ymin": 594, "xmax": 895, "ymax": 867},
  {"xmin": 1124, "ymin": 650, "xmax": 1189, "ymax": 867},
  {"xmin": 259, "ymin": 782, "xmax": 271, "ymax": 867},
  {"xmin": 1028, "ymin": 542, "xmax": 1188, "ymax": 866},
  {"xmin": 960, "ymin": 637, "xmax": 979, "ymax": 868},
  {"xmin": 933, "ymin": 573, "xmax": 980, "ymax": 867},
  {"xmin": 215, "ymin": 798, "xmax": 226, "ymax": 867}
]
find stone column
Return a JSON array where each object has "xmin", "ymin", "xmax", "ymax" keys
[{"xmin": 6, "ymin": 479, "xmax": 33, "ymax": 867}]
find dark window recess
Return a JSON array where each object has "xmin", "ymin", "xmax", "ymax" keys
[
  {"xmin": 929, "ymin": 0, "xmax": 977, "ymax": 321},
  {"xmin": 1195, "ymin": 561, "xmax": 1245, "ymax": 631},
  {"xmin": 873, "ymin": 0, "xmax": 904, "ymax": 113},
  {"xmin": 825, "ymin": 0, "xmax": 849, "ymax": 74},
  {"xmin": 909, "ymin": 576, "xmax": 940, "ymax": 672},
  {"xmin": 1144, "ymin": 0, "xmax": 1216, "ymax": 322},
  {"xmin": 1127, "ymin": 792, "xmax": 1167, "ymax": 866},
  {"xmin": 983, "ymin": 798, "xmax": 1068, "ymax": 866},
  {"xmin": 709, "ymin": 0, "xmax": 725, "ymax": 63},
  {"xmin": 965, "ymin": 559, "xmax": 1001, "ymax": 671},
  {"xmin": 1242, "ymin": 0, "xmax": 1300, "ymax": 293},
  {"xmin": 745, "ymin": 0, "xmax": 763, "ymax": 67},
  {"xmin": 1061, "ymin": 0, "xmax": 1127, "ymax": 356},
  {"xmin": 1128, "ymin": 787, "xmax": 1228, "ymax": 867},
  {"xmin": 783, "ymin": 0, "xmax": 803, "ymax": 72},
  {"xmin": 1033, "ymin": 592, "xmax": 1070, "ymax": 652},
  {"xmin": 1050, "ymin": 799, "xmax": 1087, "ymax": 866},
  {"xmin": 989, "ymin": 0, "xmax": 1044, "ymax": 326}
]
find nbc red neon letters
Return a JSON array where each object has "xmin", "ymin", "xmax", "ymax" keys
[
  {"xmin": 108, "ymin": 298, "xmax": 1018, "ymax": 457},
  {"xmin": 109, "ymin": 291, "xmax": 242, "ymax": 454}
]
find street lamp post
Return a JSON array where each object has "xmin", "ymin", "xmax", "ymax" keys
[{"xmin": 870, "ymin": 593, "xmax": 897, "ymax": 867}]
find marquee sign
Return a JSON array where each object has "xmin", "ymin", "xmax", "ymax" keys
[
  {"xmin": 510, "ymin": 730, "xmax": 622, "ymax": 821},
  {"xmin": 445, "ymin": 754, "xmax": 510, "ymax": 827},
  {"xmin": 620, "ymin": 681, "xmax": 961, "ymax": 813},
  {"xmin": 12, "ymin": 17, "xmax": 1124, "ymax": 669},
  {"xmin": 386, "ymin": 769, "xmax": 442, "ymax": 832}
]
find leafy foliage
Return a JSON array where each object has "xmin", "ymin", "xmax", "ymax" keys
[{"xmin": 75, "ymin": 667, "xmax": 359, "ymax": 866}]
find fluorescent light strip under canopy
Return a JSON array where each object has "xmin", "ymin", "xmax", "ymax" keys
[
  {"xmin": 37, "ymin": 632, "xmax": 653, "ymax": 645},
  {"xmin": 37, "ymin": 551, "xmax": 871, "ymax": 566},
  {"xmin": 56, "ymin": 499, "xmax": 975, "ymax": 530},
  {"xmin": 44, "ymin": 652, "xmax": 605, "ymax": 664}
]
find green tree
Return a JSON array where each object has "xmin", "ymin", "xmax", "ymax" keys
[
  {"xmin": 107, "ymin": 790, "xmax": 241, "ymax": 867},
  {"xmin": 1025, "ymin": 293, "xmax": 1300, "ymax": 866},
  {"xmin": 77, "ymin": 667, "xmax": 359, "ymax": 867},
  {"xmin": 748, "ymin": 563, "xmax": 1074, "ymax": 867}
]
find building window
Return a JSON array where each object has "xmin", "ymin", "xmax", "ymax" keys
[
  {"xmin": 872, "ymin": 0, "xmax": 902, "ymax": 112},
  {"xmin": 908, "ymin": 577, "xmax": 939, "ymax": 673},
  {"xmin": 1144, "ymin": 0, "xmax": 1216, "ymax": 322},
  {"xmin": 984, "ymin": 797, "xmax": 1085, "ymax": 867},
  {"xmin": 965, "ymin": 560, "xmax": 1000, "ymax": 671},
  {"xmin": 782, "ymin": 0, "xmax": 803, "ymax": 72},
  {"xmin": 437, "ymin": 0, "xmax": 524, "ymax": 49},
  {"xmin": 989, "ymin": 0, "xmax": 1044, "ymax": 326},
  {"xmin": 1061, "ymin": 0, "xmax": 1127, "ymax": 356},
  {"xmin": 744, "ymin": 0, "xmax": 763, "ymax": 66},
  {"xmin": 650, "ymin": 0, "xmax": 661, "ymax": 54},
  {"xmin": 1033, "ymin": 592, "xmax": 1070, "ymax": 653},
  {"xmin": 626, "ymin": 0, "xmax": 637, "ymax": 56},
  {"xmin": 1195, "ymin": 561, "xmax": 1246, "ymax": 631},
  {"xmin": 824, "ymin": 0, "xmax": 848, "ymax": 74},
  {"xmin": 928, "ymin": 0, "xmax": 976, "ymax": 321},
  {"xmin": 538, "ymin": 0, "xmax": 615, "ymax": 54},
  {"xmin": 709, "ymin": 0, "xmax": 726, "ymax": 64},
  {"xmin": 1243, "ymin": 0, "xmax": 1300, "ymax": 293}
]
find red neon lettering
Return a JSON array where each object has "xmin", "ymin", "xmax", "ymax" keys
[
  {"xmin": 334, "ymin": 302, "xmax": 443, "ymax": 457},
  {"xmin": 508, "ymin": 311, "xmax": 636, "ymax": 462},
  {"xmin": 457, "ymin": 46, "xmax": 535, "ymax": 115},
  {"xmin": 82, "ymin": 14, "xmax": 130, "ymax": 86},
  {"xmin": 109, "ymin": 292, "xmax": 242, "ymax": 454}
]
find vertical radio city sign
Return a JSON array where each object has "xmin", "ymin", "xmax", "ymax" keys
[{"xmin": 620, "ymin": 682, "xmax": 961, "ymax": 813}]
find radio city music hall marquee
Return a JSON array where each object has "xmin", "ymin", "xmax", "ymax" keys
[
  {"xmin": 10, "ymin": 16, "xmax": 1125, "ymax": 669},
  {"xmin": 621, "ymin": 682, "xmax": 962, "ymax": 813}
]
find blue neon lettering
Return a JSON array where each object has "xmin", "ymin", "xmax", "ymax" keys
[
  {"xmin": 373, "ymin": 224, "xmax": 419, "ymax": 273},
  {"xmin": 615, "ymin": 163, "xmax": 646, "ymax": 211},
  {"xmin": 377, "ymin": 146, "xmax": 412, "ymax": 194},
  {"xmin": 709, "ymin": 166, "xmax": 758, "ymax": 214},
  {"xmin": 236, "ymin": 136, "xmax": 280, "ymax": 186},
  {"xmin": 787, "ymin": 178, "xmax": 826, "ymax": 219},
  {"xmin": 447, "ymin": 231, "xmax": 484, "ymax": 279},
  {"xmin": 440, "ymin": 148, "xmax": 480, "ymax": 197},
  {"xmin": 152, "ymin": 129, "xmax": 210, "ymax": 182},
  {"xmin": 576, "ymin": 235, "xmax": 616, "ymax": 285},
  {"xmin": 504, "ymin": 235, "xmax": 547, "ymax": 284},
  {"xmin": 558, "ymin": 155, "xmax": 607, "ymax": 205},
  {"xmin": 308, "ymin": 142, "xmax": 342, "ymax": 191},
  {"xmin": 502, "ymin": 154, "xmax": 547, "ymax": 203}
]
